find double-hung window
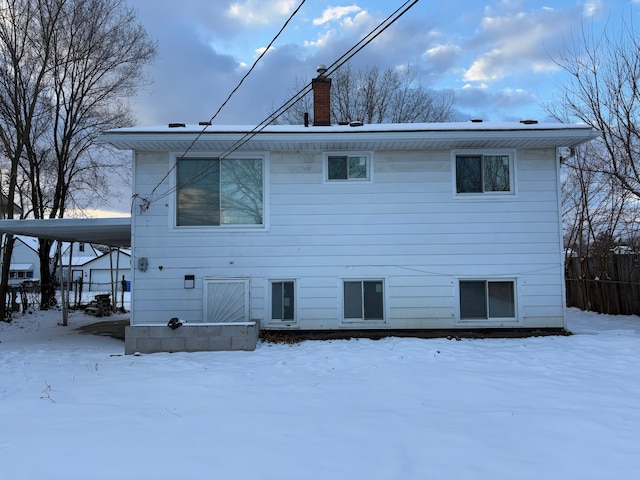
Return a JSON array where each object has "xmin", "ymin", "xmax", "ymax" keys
[
  {"xmin": 343, "ymin": 279, "xmax": 384, "ymax": 321},
  {"xmin": 459, "ymin": 280, "xmax": 516, "ymax": 320},
  {"xmin": 456, "ymin": 153, "xmax": 512, "ymax": 194},
  {"xmin": 327, "ymin": 154, "xmax": 370, "ymax": 181},
  {"xmin": 176, "ymin": 157, "xmax": 263, "ymax": 226}
]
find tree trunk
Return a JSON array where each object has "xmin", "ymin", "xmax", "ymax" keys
[
  {"xmin": 38, "ymin": 239, "xmax": 56, "ymax": 310},
  {"xmin": 0, "ymin": 235, "xmax": 16, "ymax": 321}
]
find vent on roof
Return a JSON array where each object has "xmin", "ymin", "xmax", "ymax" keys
[
  {"xmin": 470, "ymin": 118, "xmax": 483, "ymax": 123},
  {"xmin": 168, "ymin": 123, "xmax": 186, "ymax": 128},
  {"xmin": 520, "ymin": 119, "xmax": 538, "ymax": 125},
  {"xmin": 198, "ymin": 121, "xmax": 211, "ymax": 126},
  {"xmin": 349, "ymin": 121, "xmax": 363, "ymax": 127}
]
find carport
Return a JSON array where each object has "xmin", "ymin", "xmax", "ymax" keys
[{"xmin": 0, "ymin": 217, "xmax": 131, "ymax": 323}]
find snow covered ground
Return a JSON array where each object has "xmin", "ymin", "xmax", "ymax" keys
[{"xmin": 1, "ymin": 308, "xmax": 639, "ymax": 480}]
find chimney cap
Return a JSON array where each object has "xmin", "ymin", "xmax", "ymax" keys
[{"xmin": 316, "ymin": 64, "xmax": 328, "ymax": 76}]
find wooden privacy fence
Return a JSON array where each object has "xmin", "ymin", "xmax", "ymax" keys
[{"xmin": 565, "ymin": 254, "xmax": 640, "ymax": 315}]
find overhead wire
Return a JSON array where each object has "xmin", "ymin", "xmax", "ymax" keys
[
  {"xmin": 142, "ymin": 0, "xmax": 307, "ymax": 207},
  {"xmin": 143, "ymin": 0, "xmax": 420, "ymax": 207}
]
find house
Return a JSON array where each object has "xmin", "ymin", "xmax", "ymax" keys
[
  {"xmin": 100, "ymin": 71, "xmax": 597, "ymax": 354},
  {"xmin": 74, "ymin": 248, "xmax": 131, "ymax": 292},
  {"xmin": 0, "ymin": 193, "xmax": 22, "ymax": 219},
  {"xmin": 5, "ymin": 236, "xmax": 40, "ymax": 285}
]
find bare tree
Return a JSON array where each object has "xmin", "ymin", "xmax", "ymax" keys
[
  {"xmin": 548, "ymin": 20, "xmax": 640, "ymax": 198},
  {"xmin": 546, "ymin": 18, "xmax": 640, "ymax": 313},
  {"xmin": 277, "ymin": 64, "xmax": 455, "ymax": 125},
  {"xmin": 0, "ymin": 0, "xmax": 63, "ymax": 320},
  {"xmin": 0, "ymin": 0, "xmax": 156, "ymax": 317}
]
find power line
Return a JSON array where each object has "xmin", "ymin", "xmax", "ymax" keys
[
  {"xmin": 143, "ymin": 0, "xmax": 307, "ymax": 206},
  {"xmin": 144, "ymin": 0, "xmax": 420, "ymax": 207}
]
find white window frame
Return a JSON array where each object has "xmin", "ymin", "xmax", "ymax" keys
[
  {"xmin": 452, "ymin": 149, "xmax": 516, "ymax": 197},
  {"xmin": 340, "ymin": 277, "xmax": 387, "ymax": 324},
  {"xmin": 268, "ymin": 279, "xmax": 297, "ymax": 324},
  {"xmin": 456, "ymin": 278, "xmax": 520, "ymax": 326},
  {"xmin": 323, "ymin": 151, "xmax": 373, "ymax": 183},
  {"xmin": 169, "ymin": 152, "xmax": 269, "ymax": 231}
]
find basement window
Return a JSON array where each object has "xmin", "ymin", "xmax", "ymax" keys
[
  {"xmin": 459, "ymin": 280, "xmax": 516, "ymax": 320},
  {"xmin": 271, "ymin": 280, "xmax": 295, "ymax": 322},
  {"xmin": 343, "ymin": 279, "xmax": 384, "ymax": 321}
]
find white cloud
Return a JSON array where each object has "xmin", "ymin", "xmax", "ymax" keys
[
  {"xmin": 462, "ymin": 5, "xmax": 578, "ymax": 83},
  {"xmin": 255, "ymin": 46, "xmax": 275, "ymax": 57},
  {"xmin": 313, "ymin": 6, "xmax": 362, "ymax": 26},
  {"xmin": 304, "ymin": 29, "xmax": 335, "ymax": 49},
  {"xmin": 227, "ymin": 0, "xmax": 296, "ymax": 25},
  {"xmin": 583, "ymin": 1, "xmax": 603, "ymax": 17}
]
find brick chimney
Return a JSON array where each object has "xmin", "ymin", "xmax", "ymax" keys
[{"xmin": 312, "ymin": 65, "xmax": 331, "ymax": 126}]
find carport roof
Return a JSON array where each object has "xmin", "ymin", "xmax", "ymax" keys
[{"xmin": 0, "ymin": 218, "xmax": 131, "ymax": 247}]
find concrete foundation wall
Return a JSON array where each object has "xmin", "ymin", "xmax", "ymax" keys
[{"xmin": 124, "ymin": 322, "xmax": 259, "ymax": 354}]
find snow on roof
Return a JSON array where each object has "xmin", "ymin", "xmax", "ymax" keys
[
  {"xmin": 104, "ymin": 120, "xmax": 595, "ymax": 134},
  {"xmin": 100, "ymin": 121, "xmax": 599, "ymax": 152}
]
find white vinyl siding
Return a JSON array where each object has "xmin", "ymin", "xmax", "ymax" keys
[{"xmin": 130, "ymin": 147, "xmax": 564, "ymax": 329}]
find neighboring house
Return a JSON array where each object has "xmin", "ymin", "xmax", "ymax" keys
[
  {"xmin": 0, "ymin": 193, "xmax": 22, "ymax": 219},
  {"xmin": 5, "ymin": 236, "xmax": 39, "ymax": 286},
  {"xmin": 101, "ymin": 71, "xmax": 597, "ymax": 354},
  {"xmin": 57, "ymin": 242, "xmax": 131, "ymax": 291},
  {"xmin": 74, "ymin": 249, "xmax": 131, "ymax": 292}
]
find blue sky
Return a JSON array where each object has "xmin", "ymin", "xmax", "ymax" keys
[
  {"xmin": 90, "ymin": 0, "xmax": 634, "ymax": 215},
  {"xmin": 123, "ymin": 0, "xmax": 640, "ymax": 126}
]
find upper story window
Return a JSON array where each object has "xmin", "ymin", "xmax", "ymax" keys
[
  {"xmin": 455, "ymin": 153, "xmax": 513, "ymax": 194},
  {"xmin": 326, "ymin": 153, "xmax": 371, "ymax": 181},
  {"xmin": 176, "ymin": 157, "xmax": 263, "ymax": 226}
]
